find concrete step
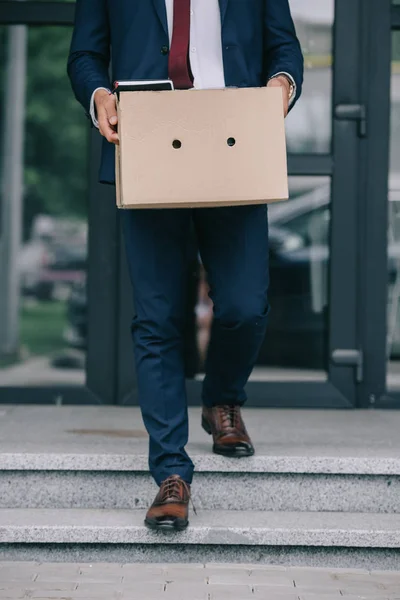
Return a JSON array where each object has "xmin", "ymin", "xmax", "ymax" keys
[
  {"xmin": 0, "ymin": 508, "xmax": 400, "ymax": 567},
  {"xmin": 1, "ymin": 508, "xmax": 400, "ymax": 547},
  {"xmin": 1, "ymin": 463, "xmax": 400, "ymax": 513},
  {"xmin": 2, "ymin": 406, "xmax": 400, "ymax": 513}
]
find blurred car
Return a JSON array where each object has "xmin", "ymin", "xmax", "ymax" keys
[
  {"xmin": 258, "ymin": 184, "xmax": 400, "ymax": 368},
  {"xmin": 64, "ymin": 280, "xmax": 87, "ymax": 348},
  {"xmin": 19, "ymin": 216, "xmax": 87, "ymax": 301},
  {"xmin": 20, "ymin": 241, "xmax": 87, "ymax": 301}
]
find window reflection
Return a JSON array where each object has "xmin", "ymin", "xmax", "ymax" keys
[
  {"xmin": 188, "ymin": 179, "xmax": 331, "ymax": 383},
  {"xmin": 387, "ymin": 32, "xmax": 400, "ymax": 391},
  {"xmin": 0, "ymin": 25, "xmax": 89, "ymax": 387},
  {"xmin": 287, "ymin": 0, "xmax": 334, "ymax": 154}
]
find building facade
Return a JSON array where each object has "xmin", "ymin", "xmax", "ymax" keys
[{"xmin": 0, "ymin": 0, "xmax": 399, "ymax": 409}]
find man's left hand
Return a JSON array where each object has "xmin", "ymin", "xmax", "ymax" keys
[{"xmin": 267, "ymin": 76, "xmax": 291, "ymax": 117}]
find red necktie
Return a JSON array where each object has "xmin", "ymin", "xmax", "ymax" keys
[{"xmin": 168, "ymin": 0, "xmax": 194, "ymax": 89}]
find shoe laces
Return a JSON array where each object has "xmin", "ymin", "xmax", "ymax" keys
[
  {"xmin": 161, "ymin": 475, "xmax": 197, "ymax": 515},
  {"xmin": 217, "ymin": 405, "xmax": 241, "ymax": 432}
]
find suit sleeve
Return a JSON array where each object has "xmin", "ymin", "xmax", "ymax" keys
[
  {"xmin": 67, "ymin": 0, "xmax": 111, "ymax": 118},
  {"xmin": 264, "ymin": 0, "xmax": 304, "ymax": 108}
]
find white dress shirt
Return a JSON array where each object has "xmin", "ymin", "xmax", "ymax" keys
[
  {"xmin": 90, "ymin": 0, "xmax": 296, "ymax": 127},
  {"xmin": 166, "ymin": 0, "xmax": 226, "ymax": 90}
]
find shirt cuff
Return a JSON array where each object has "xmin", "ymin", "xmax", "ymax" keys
[
  {"xmin": 90, "ymin": 87, "xmax": 111, "ymax": 128},
  {"xmin": 269, "ymin": 72, "xmax": 297, "ymax": 106}
]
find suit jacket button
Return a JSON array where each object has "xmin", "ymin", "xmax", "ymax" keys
[{"xmin": 161, "ymin": 45, "xmax": 169, "ymax": 55}]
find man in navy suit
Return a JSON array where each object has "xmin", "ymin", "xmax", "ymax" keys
[{"xmin": 68, "ymin": 0, "xmax": 303, "ymax": 531}]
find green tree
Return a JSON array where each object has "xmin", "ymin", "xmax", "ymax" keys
[{"xmin": 1, "ymin": 22, "xmax": 89, "ymax": 240}]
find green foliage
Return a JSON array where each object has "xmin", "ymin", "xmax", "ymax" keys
[
  {"xmin": 25, "ymin": 26, "xmax": 89, "ymax": 226},
  {"xmin": 20, "ymin": 300, "xmax": 67, "ymax": 357},
  {"xmin": 1, "ymin": 23, "xmax": 89, "ymax": 239}
]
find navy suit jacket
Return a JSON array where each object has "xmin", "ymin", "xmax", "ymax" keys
[{"xmin": 68, "ymin": 0, "xmax": 304, "ymax": 185}]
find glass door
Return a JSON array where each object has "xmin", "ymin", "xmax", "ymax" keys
[
  {"xmin": 369, "ymin": 0, "xmax": 400, "ymax": 408},
  {"xmin": 0, "ymin": 2, "xmax": 120, "ymax": 405},
  {"xmin": 118, "ymin": 0, "xmax": 365, "ymax": 408}
]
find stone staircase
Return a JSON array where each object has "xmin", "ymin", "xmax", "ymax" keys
[{"xmin": 0, "ymin": 405, "xmax": 400, "ymax": 567}]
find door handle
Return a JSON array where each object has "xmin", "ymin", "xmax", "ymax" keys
[
  {"xmin": 331, "ymin": 349, "xmax": 363, "ymax": 383},
  {"xmin": 334, "ymin": 103, "xmax": 367, "ymax": 138}
]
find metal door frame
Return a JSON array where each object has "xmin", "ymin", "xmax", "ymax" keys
[{"xmin": 358, "ymin": 0, "xmax": 400, "ymax": 408}]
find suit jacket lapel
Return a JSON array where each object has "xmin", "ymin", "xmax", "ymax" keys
[
  {"xmin": 219, "ymin": 0, "xmax": 229, "ymax": 24},
  {"xmin": 152, "ymin": 0, "xmax": 168, "ymax": 37}
]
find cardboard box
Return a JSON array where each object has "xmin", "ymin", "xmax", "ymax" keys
[{"xmin": 116, "ymin": 87, "xmax": 288, "ymax": 209}]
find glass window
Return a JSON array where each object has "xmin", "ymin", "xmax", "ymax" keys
[
  {"xmin": 190, "ymin": 178, "xmax": 331, "ymax": 383},
  {"xmin": 387, "ymin": 32, "xmax": 400, "ymax": 392},
  {"xmin": 0, "ymin": 25, "xmax": 89, "ymax": 388},
  {"xmin": 286, "ymin": 0, "xmax": 334, "ymax": 154}
]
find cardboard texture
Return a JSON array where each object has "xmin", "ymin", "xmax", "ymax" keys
[{"xmin": 115, "ymin": 87, "xmax": 288, "ymax": 209}]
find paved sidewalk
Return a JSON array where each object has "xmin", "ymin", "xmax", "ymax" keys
[{"xmin": 0, "ymin": 562, "xmax": 399, "ymax": 599}]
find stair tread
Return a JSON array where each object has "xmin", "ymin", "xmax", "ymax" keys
[
  {"xmin": 2, "ymin": 406, "xmax": 400, "ymax": 474},
  {"xmin": 1, "ymin": 509, "xmax": 400, "ymax": 547},
  {"xmin": 2, "ymin": 452, "xmax": 400, "ymax": 475}
]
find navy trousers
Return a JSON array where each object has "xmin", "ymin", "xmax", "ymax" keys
[{"xmin": 120, "ymin": 204, "xmax": 270, "ymax": 485}]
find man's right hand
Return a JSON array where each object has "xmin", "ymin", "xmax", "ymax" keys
[{"xmin": 94, "ymin": 89, "xmax": 119, "ymax": 145}]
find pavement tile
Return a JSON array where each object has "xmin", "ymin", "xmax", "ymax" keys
[
  {"xmin": 340, "ymin": 582, "xmax": 393, "ymax": 593},
  {"xmin": 336, "ymin": 573, "xmax": 400, "ymax": 586},
  {"xmin": 121, "ymin": 564, "xmax": 165, "ymax": 573},
  {"xmin": 299, "ymin": 594, "xmax": 380, "ymax": 600},
  {"xmin": 371, "ymin": 570, "xmax": 400, "ymax": 577},
  {"xmin": 120, "ymin": 564, "xmax": 167, "ymax": 584},
  {"xmin": 75, "ymin": 577, "xmax": 124, "ymax": 584},
  {"xmin": 294, "ymin": 585, "xmax": 355, "ymax": 596},
  {"xmin": 23, "ymin": 583, "xmax": 77, "ymax": 592},
  {"xmin": 294, "ymin": 571, "xmax": 348, "ymax": 592},
  {"xmin": 163, "ymin": 566, "xmax": 208, "ymax": 583},
  {"xmin": 205, "ymin": 564, "xmax": 287, "ymax": 571},
  {"xmin": 252, "ymin": 588, "xmax": 300, "ymax": 600},
  {"xmin": 76, "ymin": 570, "xmax": 123, "ymax": 582},
  {"xmin": 0, "ymin": 583, "xmax": 35, "ymax": 590},
  {"xmin": 36, "ymin": 565, "xmax": 81, "ymax": 575},
  {"xmin": 0, "ymin": 569, "xmax": 37, "ymax": 582},
  {"xmin": 245, "ymin": 565, "xmax": 289, "ymax": 572},
  {"xmin": 0, "ymin": 563, "xmax": 399, "ymax": 600},
  {"xmin": 31, "ymin": 591, "xmax": 122, "ymax": 599},
  {"xmin": 80, "ymin": 564, "xmax": 124, "ymax": 572},
  {"xmin": 163, "ymin": 583, "xmax": 208, "ymax": 600},
  {"xmin": 254, "ymin": 596, "xmax": 300, "ymax": 600},
  {"xmin": 247, "ymin": 570, "xmax": 296, "ymax": 587},
  {"xmin": 290, "ymin": 567, "xmax": 369, "ymax": 576},
  {"xmin": 298, "ymin": 596, "xmax": 360, "ymax": 600},
  {"xmin": 121, "ymin": 583, "xmax": 166, "ymax": 594},
  {"xmin": 75, "ymin": 583, "xmax": 126, "ymax": 593},
  {"xmin": 207, "ymin": 566, "xmax": 295, "ymax": 587},
  {"xmin": 207, "ymin": 585, "xmax": 254, "ymax": 600},
  {"xmin": 207, "ymin": 568, "xmax": 253, "ymax": 585},
  {"xmin": 163, "ymin": 564, "xmax": 206, "ymax": 569},
  {"xmin": 31, "ymin": 597, "xmax": 122, "ymax": 600},
  {"xmin": 121, "ymin": 576, "xmax": 167, "ymax": 585},
  {"xmin": 33, "ymin": 576, "xmax": 82, "ymax": 584}
]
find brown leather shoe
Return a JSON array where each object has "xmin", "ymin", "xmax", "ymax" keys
[
  {"xmin": 202, "ymin": 405, "xmax": 255, "ymax": 457},
  {"xmin": 145, "ymin": 475, "xmax": 192, "ymax": 531}
]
